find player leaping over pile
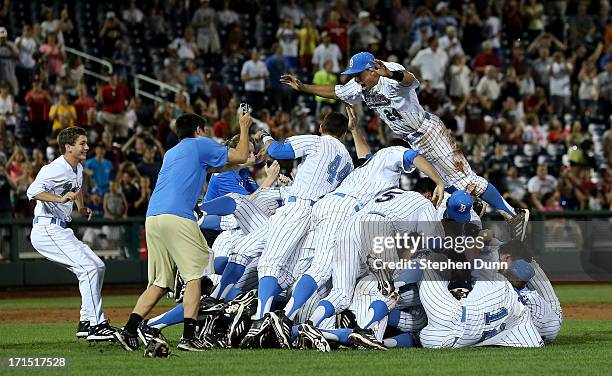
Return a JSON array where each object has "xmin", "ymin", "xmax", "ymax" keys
[{"xmin": 281, "ymin": 52, "xmax": 529, "ymax": 241}]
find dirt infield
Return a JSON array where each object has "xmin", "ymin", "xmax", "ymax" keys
[{"xmin": 1, "ymin": 303, "xmax": 611, "ymax": 324}]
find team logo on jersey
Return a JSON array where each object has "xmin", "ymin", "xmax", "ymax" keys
[
  {"xmin": 59, "ymin": 182, "xmax": 78, "ymax": 196},
  {"xmin": 363, "ymin": 91, "xmax": 391, "ymax": 107}
]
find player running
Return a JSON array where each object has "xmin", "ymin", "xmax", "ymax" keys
[{"xmin": 280, "ymin": 51, "xmax": 529, "ymax": 241}]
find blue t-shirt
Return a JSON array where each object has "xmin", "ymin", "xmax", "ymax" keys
[
  {"xmin": 83, "ymin": 158, "xmax": 114, "ymax": 195},
  {"xmin": 203, "ymin": 168, "xmax": 258, "ymax": 202},
  {"xmin": 265, "ymin": 55, "xmax": 290, "ymax": 90},
  {"xmin": 146, "ymin": 137, "xmax": 228, "ymax": 219}
]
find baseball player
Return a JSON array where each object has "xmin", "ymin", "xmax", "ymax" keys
[
  {"xmin": 239, "ymin": 111, "xmax": 353, "ymax": 347},
  {"xmin": 280, "ymin": 52, "xmax": 529, "ymax": 241},
  {"xmin": 270, "ymin": 115, "xmax": 447, "ymax": 345},
  {"xmin": 114, "ymin": 112, "xmax": 252, "ymax": 352},
  {"xmin": 27, "ymin": 127, "xmax": 115, "ymax": 342}
]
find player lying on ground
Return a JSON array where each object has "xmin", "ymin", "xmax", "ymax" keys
[{"xmin": 281, "ymin": 51, "xmax": 529, "ymax": 241}]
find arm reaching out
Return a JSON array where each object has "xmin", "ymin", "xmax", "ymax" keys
[
  {"xmin": 280, "ymin": 74, "xmax": 338, "ymax": 99},
  {"xmin": 346, "ymin": 105, "xmax": 370, "ymax": 158}
]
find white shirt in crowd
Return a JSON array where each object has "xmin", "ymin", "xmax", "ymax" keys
[
  {"xmin": 438, "ymin": 35, "xmax": 464, "ymax": 57},
  {"xmin": 15, "ymin": 36, "xmax": 37, "ymax": 69},
  {"xmin": 578, "ymin": 76, "xmax": 599, "ymax": 101},
  {"xmin": 527, "ymin": 174, "xmax": 557, "ymax": 196},
  {"xmin": 312, "ymin": 42, "xmax": 342, "ymax": 73},
  {"xmin": 123, "ymin": 7, "xmax": 144, "ymax": 24},
  {"xmin": 169, "ymin": 37, "xmax": 198, "ymax": 60},
  {"xmin": 277, "ymin": 27, "xmax": 299, "ymax": 57},
  {"xmin": 548, "ymin": 62, "xmax": 572, "ymax": 97},
  {"xmin": 449, "ymin": 64, "xmax": 471, "ymax": 98},
  {"xmin": 410, "ymin": 47, "xmax": 448, "ymax": 90},
  {"xmin": 476, "ymin": 76, "xmax": 501, "ymax": 101},
  {"xmin": 241, "ymin": 59, "xmax": 269, "ymax": 92},
  {"xmin": 485, "ymin": 16, "xmax": 501, "ymax": 48}
]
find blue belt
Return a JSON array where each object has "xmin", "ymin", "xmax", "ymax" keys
[
  {"xmin": 33, "ymin": 216, "xmax": 67, "ymax": 228},
  {"xmin": 287, "ymin": 196, "xmax": 316, "ymax": 207},
  {"xmin": 334, "ymin": 192, "xmax": 362, "ymax": 212}
]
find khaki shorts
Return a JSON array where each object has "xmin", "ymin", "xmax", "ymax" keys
[{"xmin": 145, "ymin": 214, "xmax": 212, "ymax": 290}]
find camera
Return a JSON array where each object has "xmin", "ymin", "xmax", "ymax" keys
[{"xmin": 239, "ymin": 103, "xmax": 252, "ymax": 114}]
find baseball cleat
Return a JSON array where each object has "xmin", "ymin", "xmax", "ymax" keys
[
  {"xmin": 86, "ymin": 320, "xmax": 117, "ymax": 342},
  {"xmin": 511, "ymin": 208, "xmax": 530, "ymax": 242},
  {"xmin": 170, "ymin": 272, "xmax": 185, "ymax": 303},
  {"xmin": 269, "ymin": 310, "xmax": 293, "ymax": 349},
  {"xmin": 297, "ymin": 322, "xmax": 331, "ymax": 352},
  {"xmin": 199, "ymin": 296, "xmax": 226, "ymax": 316},
  {"xmin": 349, "ymin": 327, "xmax": 387, "ymax": 351},
  {"xmin": 336, "ymin": 310, "xmax": 358, "ymax": 329},
  {"xmin": 367, "ymin": 255, "xmax": 396, "ymax": 296},
  {"xmin": 228, "ymin": 299, "xmax": 256, "ymax": 347},
  {"xmin": 473, "ymin": 198, "xmax": 488, "ymax": 218},
  {"xmin": 137, "ymin": 320, "xmax": 162, "ymax": 345},
  {"xmin": 76, "ymin": 321, "xmax": 90, "ymax": 338},
  {"xmin": 177, "ymin": 336, "xmax": 213, "ymax": 351},
  {"xmin": 239, "ymin": 314, "xmax": 271, "ymax": 349},
  {"xmin": 225, "ymin": 289, "xmax": 257, "ymax": 315},
  {"xmin": 113, "ymin": 328, "xmax": 140, "ymax": 351}
]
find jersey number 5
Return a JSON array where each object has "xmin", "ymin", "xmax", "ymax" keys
[{"xmin": 327, "ymin": 155, "xmax": 351, "ymax": 184}]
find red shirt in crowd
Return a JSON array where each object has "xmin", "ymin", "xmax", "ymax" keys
[
  {"xmin": 101, "ymin": 83, "xmax": 131, "ymax": 113},
  {"xmin": 325, "ymin": 22, "xmax": 348, "ymax": 54},
  {"xmin": 74, "ymin": 96, "xmax": 96, "ymax": 126},
  {"xmin": 24, "ymin": 88, "xmax": 51, "ymax": 121},
  {"xmin": 472, "ymin": 52, "xmax": 501, "ymax": 76}
]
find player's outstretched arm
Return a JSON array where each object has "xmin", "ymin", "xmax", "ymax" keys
[
  {"xmin": 280, "ymin": 74, "xmax": 338, "ymax": 99},
  {"xmin": 346, "ymin": 105, "xmax": 370, "ymax": 159},
  {"xmin": 412, "ymin": 155, "xmax": 445, "ymax": 207},
  {"xmin": 227, "ymin": 111, "xmax": 253, "ymax": 164}
]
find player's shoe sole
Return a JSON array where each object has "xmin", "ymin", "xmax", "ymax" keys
[
  {"xmin": 269, "ymin": 311, "xmax": 293, "ymax": 349},
  {"xmin": 297, "ymin": 323, "xmax": 331, "ymax": 352},
  {"xmin": 349, "ymin": 329, "xmax": 387, "ymax": 351},
  {"xmin": 113, "ymin": 329, "xmax": 139, "ymax": 351},
  {"xmin": 367, "ymin": 255, "xmax": 395, "ymax": 296},
  {"xmin": 512, "ymin": 208, "xmax": 530, "ymax": 242},
  {"xmin": 225, "ymin": 289, "xmax": 257, "ymax": 315}
]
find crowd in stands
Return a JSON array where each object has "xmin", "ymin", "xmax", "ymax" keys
[{"xmin": 0, "ymin": 0, "xmax": 611, "ymax": 223}]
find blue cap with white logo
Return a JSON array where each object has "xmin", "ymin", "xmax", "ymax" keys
[
  {"xmin": 446, "ymin": 190, "xmax": 473, "ymax": 223},
  {"xmin": 342, "ymin": 51, "xmax": 376, "ymax": 75},
  {"xmin": 509, "ymin": 259, "xmax": 535, "ymax": 282}
]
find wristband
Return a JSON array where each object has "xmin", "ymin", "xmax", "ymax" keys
[
  {"xmin": 262, "ymin": 135, "xmax": 274, "ymax": 144},
  {"xmin": 390, "ymin": 70, "xmax": 404, "ymax": 82},
  {"xmin": 258, "ymin": 131, "xmax": 270, "ymax": 141}
]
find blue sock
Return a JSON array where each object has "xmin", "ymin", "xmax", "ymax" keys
[
  {"xmin": 148, "ymin": 304, "xmax": 184, "ymax": 329},
  {"xmin": 311, "ymin": 300, "xmax": 335, "ymax": 327},
  {"xmin": 481, "ymin": 182, "xmax": 516, "ymax": 217},
  {"xmin": 364, "ymin": 300, "xmax": 388, "ymax": 329},
  {"xmin": 320, "ymin": 328, "xmax": 353, "ymax": 345},
  {"xmin": 383, "ymin": 333, "xmax": 416, "ymax": 348},
  {"xmin": 256, "ymin": 276, "xmax": 281, "ymax": 319},
  {"xmin": 214, "ymin": 262, "xmax": 246, "ymax": 300},
  {"xmin": 214, "ymin": 256, "xmax": 228, "ymax": 275},
  {"xmin": 387, "ymin": 308, "xmax": 400, "ymax": 328},
  {"xmin": 285, "ymin": 274, "xmax": 318, "ymax": 320},
  {"xmin": 225, "ymin": 287, "xmax": 242, "ymax": 301}
]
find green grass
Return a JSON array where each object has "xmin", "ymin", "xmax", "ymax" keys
[{"xmin": 1, "ymin": 285, "xmax": 611, "ymax": 375}]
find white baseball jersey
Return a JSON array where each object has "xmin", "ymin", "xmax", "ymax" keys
[
  {"xmin": 27, "ymin": 155, "xmax": 83, "ymax": 221},
  {"xmin": 335, "ymin": 146, "xmax": 413, "ymax": 206},
  {"xmin": 335, "ymin": 61, "xmax": 425, "ymax": 139},
  {"xmin": 27, "ymin": 156, "xmax": 107, "ymax": 326},
  {"xmin": 520, "ymin": 289, "xmax": 562, "ymax": 343},
  {"xmin": 284, "ymin": 135, "xmax": 353, "ymax": 200}
]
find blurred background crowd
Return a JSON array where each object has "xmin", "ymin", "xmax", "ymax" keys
[{"xmin": 0, "ymin": 0, "xmax": 611, "ymax": 225}]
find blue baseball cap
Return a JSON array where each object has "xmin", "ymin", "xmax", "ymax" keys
[
  {"xmin": 342, "ymin": 51, "xmax": 376, "ymax": 75},
  {"xmin": 509, "ymin": 259, "xmax": 535, "ymax": 282},
  {"xmin": 445, "ymin": 190, "xmax": 473, "ymax": 223}
]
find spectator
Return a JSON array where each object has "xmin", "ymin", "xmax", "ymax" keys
[
  {"xmin": 531, "ymin": 47, "xmax": 552, "ymax": 87},
  {"xmin": 279, "ymin": 0, "xmax": 304, "ymax": 27},
  {"xmin": 240, "ymin": 49, "xmax": 268, "ymax": 112},
  {"xmin": 438, "ymin": 25, "xmax": 464, "ymax": 58},
  {"xmin": 5, "ymin": 146, "xmax": 29, "ymax": 181},
  {"xmin": 122, "ymin": 0, "xmax": 144, "ymax": 25},
  {"xmin": 0, "ymin": 164, "xmax": 15, "ymax": 218},
  {"xmin": 24, "ymin": 79, "xmax": 51, "ymax": 146},
  {"xmin": 119, "ymin": 169, "xmax": 142, "ymax": 217},
  {"xmin": 541, "ymin": 190, "xmax": 563, "ymax": 211},
  {"xmin": 598, "ymin": 60, "xmax": 612, "ymax": 118},
  {"xmin": 417, "ymin": 80, "xmax": 440, "ymax": 113},
  {"xmin": 0, "ymin": 27, "xmax": 19, "ymax": 95},
  {"xmin": 265, "ymin": 44, "xmax": 291, "ymax": 112},
  {"xmin": 458, "ymin": 91, "xmax": 490, "ymax": 147},
  {"xmin": 434, "ymin": 2, "xmax": 458, "ymax": 33},
  {"xmin": 39, "ymin": 32, "xmax": 64, "ymax": 78},
  {"xmin": 15, "ymin": 25, "xmax": 38, "ymax": 92},
  {"xmin": 411, "ymin": 36, "xmax": 448, "ymax": 95},
  {"xmin": 483, "ymin": 5, "xmax": 501, "ymax": 50},
  {"xmin": 503, "ymin": 0, "xmax": 523, "ymax": 44},
  {"xmin": 578, "ymin": 60, "xmax": 600, "ymax": 119},
  {"xmin": 48, "ymin": 92, "xmax": 76, "ymax": 134},
  {"xmin": 99, "ymin": 11, "xmax": 127, "ymax": 58},
  {"xmin": 74, "ymin": 82, "xmax": 96, "ymax": 130},
  {"xmin": 137, "ymin": 147, "xmax": 161, "ymax": 189},
  {"xmin": 505, "ymin": 166, "xmax": 528, "ymax": 208},
  {"xmin": 524, "ymin": 0, "xmax": 545, "ymax": 41},
  {"xmin": 192, "ymin": 0, "xmax": 220, "ymax": 56},
  {"xmin": 348, "ymin": 11, "xmax": 381, "ymax": 53},
  {"xmin": 518, "ymin": 69, "xmax": 536, "ymax": 97},
  {"xmin": 62, "ymin": 55, "xmax": 84, "ymax": 96},
  {"xmin": 312, "ymin": 31, "xmax": 342, "ymax": 73},
  {"xmin": 546, "ymin": 118, "xmax": 566, "ymax": 146},
  {"xmin": 473, "ymin": 41, "xmax": 501, "ymax": 77},
  {"xmin": 101, "ymin": 131, "xmax": 124, "ymax": 171},
  {"xmin": 277, "ymin": 17, "xmax": 299, "ymax": 69},
  {"xmin": 407, "ymin": 27, "xmax": 430, "ymax": 59},
  {"xmin": 523, "ymin": 113, "xmax": 547, "ymax": 147},
  {"xmin": 184, "ymin": 59, "xmax": 207, "ymax": 99},
  {"xmin": 460, "ymin": 6, "xmax": 483, "ymax": 57},
  {"xmin": 97, "ymin": 74, "xmax": 131, "ymax": 139},
  {"xmin": 41, "ymin": 8, "xmax": 73, "ymax": 45},
  {"xmin": 30, "ymin": 148, "xmax": 45, "ymax": 177},
  {"xmin": 412, "ymin": 7, "xmax": 433, "ymax": 43},
  {"xmin": 390, "ymin": 0, "xmax": 412, "ymax": 35},
  {"xmin": 565, "ymin": 121, "xmax": 587, "ymax": 148},
  {"xmin": 110, "ymin": 40, "xmax": 130, "ymax": 80},
  {"xmin": 494, "ymin": 117, "xmax": 523, "ymax": 145},
  {"xmin": 476, "ymin": 66, "xmax": 501, "ymax": 104},
  {"xmin": 104, "ymin": 180, "xmax": 127, "ymax": 219},
  {"xmin": 84, "ymin": 143, "xmax": 115, "ymax": 196},
  {"xmin": 168, "ymin": 26, "xmax": 199, "ymax": 61},
  {"xmin": 312, "ymin": 60, "xmax": 337, "ymax": 117},
  {"xmin": 218, "ymin": 0, "xmax": 239, "ymax": 29},
  {"xmin": 547, "ymin": 51, "xmax": 573, "ymax": 117},
  {"xmin": 159, "ymin": 59, "xmax": 186, "ymax": 88},
  {"xmin": 0, "ymin": 83, "xmax": 16, "ymax": 131},
  {"xmin": 223, "ymin": 23, "xmax": 245, "ymax": 60},
  {"xmin": 12, "ymin": 163, "xmax": 33, "ymax": 218},
  {"xmin": 499, "ymin": 66, "xmax": 521, "ymax": 103},
  {"xmin": 298, "ymin": 17, "xmax": 319, "ymax": 72},
  {"xmin": 528, "ymin": 164, "xmax": 557, "ymax": 210},
  {"xmin": 324, "ymin": 10, "xmax": 348, "ymax": 56},
  {"xmin": 523, "ymin": 86, "xmax": 552, "ymax": 117},
  {"xmin": 511, "ymin": 42, "xmax": 529, "ymax": 76},
  {"xmin": 172, "ymin": 91, "xmax": 193, "ymax": 117},
  {"xmin": 146, "ymin": 6, "xmax": 169, "ymax": 48}
]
